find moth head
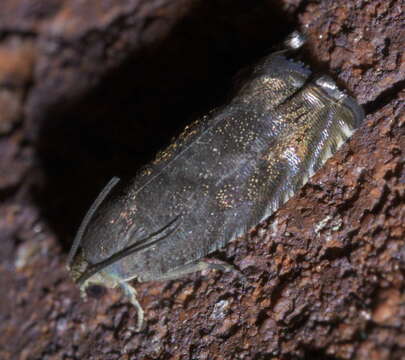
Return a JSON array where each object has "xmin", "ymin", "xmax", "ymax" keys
[
  {"xmin": 68, "ymin": 249, "xmax": 88, "ymax": 283},
  {"xmin": 68, "ymin": 249, "xmax": 120, "ymax": 300}
]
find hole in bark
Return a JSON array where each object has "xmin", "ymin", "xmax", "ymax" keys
[
  {"xmin": 32, "ymin": 2, "xmax": 297, "ymax": 252},
  {"xmin": 363, "ymin": 79, "xmax": 405, "ymax": 114}
]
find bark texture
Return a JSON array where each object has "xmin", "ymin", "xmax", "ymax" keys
[{"xmin": 0, "ymin": 0, "xmax": 404, "ymax": 359}]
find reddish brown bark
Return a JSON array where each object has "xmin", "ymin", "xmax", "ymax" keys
[{"xmin": 0, "ymin": 0, "xmax": 403, "ymax": 359}]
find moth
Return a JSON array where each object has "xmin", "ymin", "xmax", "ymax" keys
[{"xmin": 68, "ymin": 32, "xmax": 364, "ymax": 330}]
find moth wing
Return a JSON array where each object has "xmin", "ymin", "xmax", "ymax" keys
[{"xmin": 246, "ymin": 76, "xmax": 364, "ymax": 227}]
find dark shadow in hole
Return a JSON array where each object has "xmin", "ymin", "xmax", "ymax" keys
[
  {"xmin": 32, "ymin": 1, "xmax": 297, "ymax": 251},
  {"xmin": 86, "ymin": 284, "xmax": 107, "ymax": 300},
  {"xmin": 303, "ymin": 348, "xmax": 340, "ymax": 360}
]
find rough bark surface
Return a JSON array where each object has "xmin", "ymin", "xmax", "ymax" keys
[{"xmin": 0, "ymin": 0, "xmax": 403, "ymax": 359}]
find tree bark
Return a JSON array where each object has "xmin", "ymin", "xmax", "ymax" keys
[{"xmin": 0, "ymin": 0, "xmax": 403, "ymax": 359}]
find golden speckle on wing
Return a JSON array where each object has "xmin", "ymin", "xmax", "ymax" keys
[
  {"xmin": 247, "ymin": 174, "xmax": 261, "ymax": 202},
  {"xmin": 152, "ymin": 118, "xmax": 204, "ymax": 166},
  {"xmin": 216, "ymin": 184, "xmax": 237, "ymax": 209},
  {"xmin": 140, "ymin": 167, "xmax": 152, "ymax": 177}
]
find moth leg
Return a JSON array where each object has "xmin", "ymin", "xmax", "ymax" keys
[
  {"xmin": 119, "ymin": 282, "xmax": 144, "ymax": 332},
  {"xmin": 151, "ymin": 259, "xmax": 247, "ymax": 284},
  {"xmin": 203, "ymin": 258, "xmax": 248, "ymax": 285}
]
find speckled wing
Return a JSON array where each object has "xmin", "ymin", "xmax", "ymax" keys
[
  {"xmin": 81, "ymin": 52, "xmax": 363, "ymax": 279},
  {"xmin": 233, "ymin": 73, "xmax": 365, "ymax": 234}
]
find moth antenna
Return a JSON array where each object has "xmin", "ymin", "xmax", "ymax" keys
[
  {"xmin": 67, "ymin": 176, "xmax": 120, "ymax": 267},
  {"xmin": 77, "ymin": 215, "xmax": 181, "ymax": 285}
]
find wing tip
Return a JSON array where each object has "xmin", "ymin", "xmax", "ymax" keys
[
  {"xmin": 284, "ymin": 31, "xmax": 307, "ymax": 51},
  {"xmin": 315, "ymin": 75, "xmax": 365, "ymax": 129}
]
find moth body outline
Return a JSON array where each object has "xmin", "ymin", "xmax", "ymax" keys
[{"xmin": 68, "ymin": 32, "xmax": 364, "ymax": 330}]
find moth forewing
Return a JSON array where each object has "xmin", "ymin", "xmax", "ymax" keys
[{"xmin": 68, "ymin": 32, "xmax": 364, "ymax": 330}]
